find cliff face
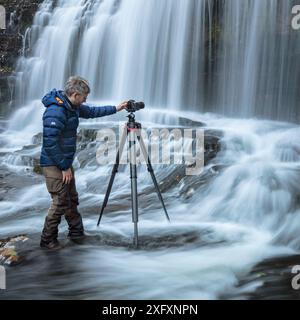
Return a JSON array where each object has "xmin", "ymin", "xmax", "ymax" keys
[{"xmin": 0, "ymin": 0, "xmax": 43, "ymax": 116}]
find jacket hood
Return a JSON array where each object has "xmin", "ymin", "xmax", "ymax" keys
[{"xmin": 42, "ymin": 89, "xmax": 74, "ymax": 111}]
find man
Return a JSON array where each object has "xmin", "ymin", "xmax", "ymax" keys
[{"xmin": 40, "ymin": 76, "xmax": 128, "ymax": 249}]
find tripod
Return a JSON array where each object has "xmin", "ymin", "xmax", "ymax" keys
[{"xmin": 97, "ymin": 112, "xmax": 170, "ymax": 248}]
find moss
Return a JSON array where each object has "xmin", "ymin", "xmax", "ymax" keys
[
  {"xmin": 33, "ymin": 165, "xmax": 43, "ymax": 175},
  {"xmin": 0, "ymin": 66, "xmax": 14, "ymax": 73}
]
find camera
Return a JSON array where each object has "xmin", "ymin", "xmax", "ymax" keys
[{"xmin": 126, "ymin": 100, "xmax": 145, "ymax": 113}]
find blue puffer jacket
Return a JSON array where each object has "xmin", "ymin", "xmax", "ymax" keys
[{"xmin": 40, "ymin": 89, "xmax": 117, "ymax": 171}]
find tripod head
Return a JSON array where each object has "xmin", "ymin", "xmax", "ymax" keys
[
  {"xmin": 127, "ymin": 112, "xmax": 136, "ymax": 122},
  {"xmin": 125, "ymin": 101, "xmax": 144, "ymax": 127}
]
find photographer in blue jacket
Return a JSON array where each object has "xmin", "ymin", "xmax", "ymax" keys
[{"xmin": 40, "ymin": 76, "xmax": 128, "ymax": 249}]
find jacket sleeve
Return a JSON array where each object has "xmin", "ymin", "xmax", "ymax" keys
[
  {"xmin": 42, "ymin": 105, "xmax": 70, "ymax": 171},
  {"xmin": 78, "ymin": 104, "xmax": 117, "ymax": 119}
]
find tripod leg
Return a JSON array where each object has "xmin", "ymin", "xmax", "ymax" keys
[
  {"xmin": 97, "ymin": 126, "xmax": 128, "ymax": 226},
  {"xmin": 136, "ymin": 131, "xmax": 170, "ymax": 222},
  {"xmin": 128, "ymin": 128, "xmax": 139, "ymax": 248}
]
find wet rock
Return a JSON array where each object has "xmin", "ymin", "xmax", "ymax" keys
[
  {"xmin": 31, "ymin": 132, "xmax": 42, "ymax": 145},
  {"xmin": 178, "ymin": 165, "xmax": 226, "ymax": 200},
  {"xmin": 76, "ymin": 128, "xmax": 104, "ymax": 168},
  {"xmin": 234, "ymin": 254, "xmax": 300, "ymax": 300},
  {"xmin": 63, "ymin": 228, "xmax": 228, "ymax": 251},
  {"xmin": 141, "ymin": 133, "xmax": 223, "ymax": 197},
  {"xmin": 204, "ymin": 132, "xmax": 222, "ymax": 163},
  {"xmin": 77, "ymin": 128, "xmax": 98, "ymax": 144},
  {"xmin": 146, "ymin": 112, "xmax": 206, "ymax": 127},
  {"xmin": 177, "ymin": 116, "xmax": 205, "ymax": 127},
  {"xmin": 0, "ymin": 167, "xmax": 43, "ymax": 201},
  {"xmin": 0, "ymin": 74, "xmax": 14, "ymax": 117},
  {"xmin": 0, "ymin": 235, "xmax": 29, "ymax": 266},
  {"xmin": 76, "ymin": 143, "xmax": 98, "ymax": 168},
  {"xmin": 5, "ymin": 143, "xmax": 42, "ymax": 173}
]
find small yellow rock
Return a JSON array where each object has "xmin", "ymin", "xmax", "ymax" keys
[{"xmin": 0, "ymin": 248, "xmax": 17, "ymax": 258}]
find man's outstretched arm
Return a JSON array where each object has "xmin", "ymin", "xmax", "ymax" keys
[{"xmin": 78, "ymin": 101, "xmax": 128, "ymax": 118}]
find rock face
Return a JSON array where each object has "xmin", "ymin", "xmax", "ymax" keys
[{"xmin": 0, "ymin": 0, "xmax": 43, "ymax": 116}]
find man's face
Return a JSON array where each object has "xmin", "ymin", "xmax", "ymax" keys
[{"xmin": 69, "ymin": 92, "xmax": 88, "ymax": 107}]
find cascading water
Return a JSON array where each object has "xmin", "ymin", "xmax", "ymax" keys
[
  {"xmin": 1, "ymin": 0, "xmax": 300, "ymax": 299},
  {"xmin": 215, "ymin": 0, "xmax": 300, "ymax": 122},
  {"xmin": 14, "ymin": 0, "xmax": 211, "ymax": 108}
]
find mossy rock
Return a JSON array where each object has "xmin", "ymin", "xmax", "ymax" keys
[{"xmin": 33, "ymin": 164, "xmax": 42, "ymax": 175}]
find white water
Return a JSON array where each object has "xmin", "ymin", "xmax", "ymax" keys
[
  {"xmin": 1, "ymin": 114, "xmax": 299, "ymax": 299},
  {"xmin": 1, "ymin": 0, "xmax": 300, "ymax": 299},
  {"xmin": 14, "ymin": 0, "xmax": 210, "ymax": 110},
  {"xmin": 215, "ymin": 0, "xmax": 300, "ymax": 121}
]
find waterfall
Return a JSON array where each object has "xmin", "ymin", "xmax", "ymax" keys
[
  {"xmin": 215, "ymin": 0, "xmax": 300, "ymax": 122},
  {"xmin": 10, "ymin": 0, "xmax": 300, "ymax": 123},
  {"xmin": 14, "ymin": 0, "xmax": 211, "ymax": 110}
]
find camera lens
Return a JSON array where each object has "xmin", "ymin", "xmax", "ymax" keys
[
  {"xmin": 126, "ymin": 100, "xmax": 145, "ymax": 112},
  {"xmin": 135, "ymin": 102, "xmax": 145, "ymax": 110}
]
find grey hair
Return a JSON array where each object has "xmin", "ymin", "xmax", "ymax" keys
[{"xmin": 64, "ymin": 76, "xmax": 90, "ymax": 96}]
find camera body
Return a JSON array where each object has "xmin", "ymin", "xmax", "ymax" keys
[{"xmin": 126, "ymin": 100, "xmax": 145, "ymax": 113}]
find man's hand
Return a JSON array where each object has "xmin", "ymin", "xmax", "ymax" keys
[
  {"xmin": 116, "ymin": 101, "xmax": 129, "ymax": 112},
  {"xmin": 62, "ymin": 168, "xmax": 73, "ymax": 184}
]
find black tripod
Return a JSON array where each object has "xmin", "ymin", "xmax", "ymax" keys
[{"xmin": 97, "ymin": 112, "xmax": 170, "ymax": 248}]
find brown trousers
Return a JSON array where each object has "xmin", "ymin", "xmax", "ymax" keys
[{"xmin": 41, "ymin": 166, "xmax": 84, "ymax": 243}]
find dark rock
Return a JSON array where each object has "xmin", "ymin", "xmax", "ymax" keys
[
  {"xmin": 0, "ymin": 34, "xmax": 22, "ymax": 67},
  {"xmin": 0, "ymin": 166, "xmax": 43, "ymax": 199},
  {"xmin": 178, "ymin": 165, "xmax": 227, "ymax": 200},
  {"xmin": 31, "ymin": 132, "xmax": 42, "ymax": 145},
  {"xmin": 233, "ymin": 254, "xmax": 300, "ymax": 300},
  {"xmin": 0, "ymin": 0, "xmax": 43, "ymax": 115}
]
